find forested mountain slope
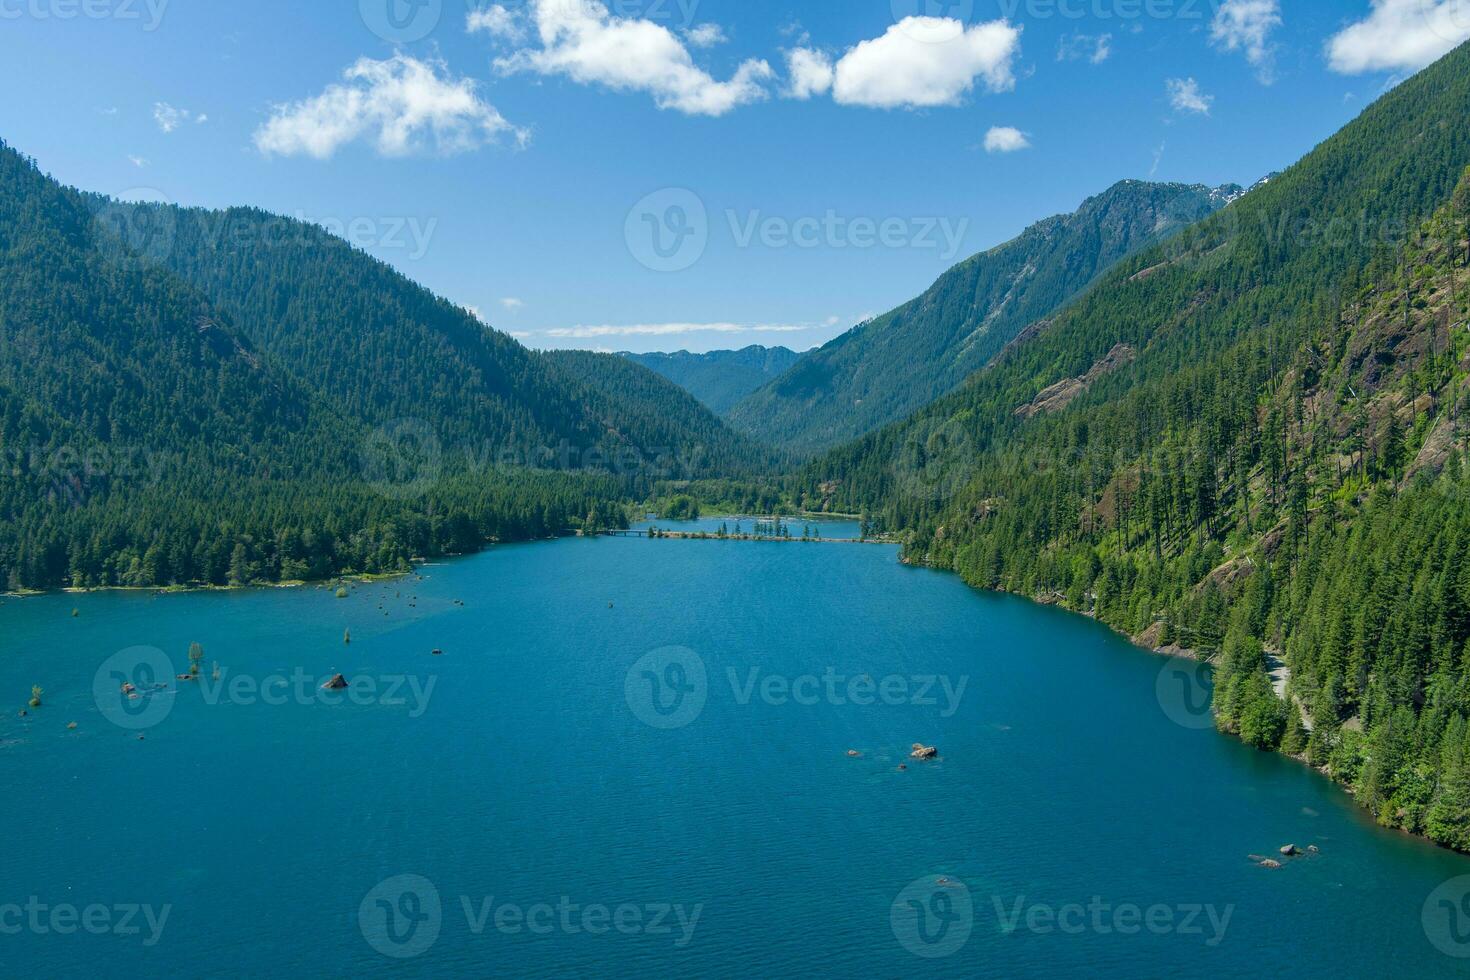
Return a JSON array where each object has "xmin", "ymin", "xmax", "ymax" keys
[
  {"xmin": 0, "ymin": 141, "xmax": 770, "ymax": 590},
  {"xmin": 729, "ymin": 180, "xmax": 1239, "ymax": 453},
  {"xmin": 116, "ymin": 199, "xmax": 767, "ymax": 477},
  {"xmin": 792, "ymin": 41, "xmax": 1470, "ymax": 850},
  {"xmin": 622, "ymin": 345, "xmax": 799, "ymax": 414},
  {"xmin": 541, "ymin": 349, "xmax": 784, "ymax": 474}
]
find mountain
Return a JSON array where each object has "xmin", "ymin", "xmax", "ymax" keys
[
  {"xmin": 0, "ymin": 140, "xmax": 768, "ymax": 590},
  {"xmin": 621, "ymin": 345, "xmax": 800, "ymax": 414},
  {"xmin": 728, "ymin": 179, "xmax": 1242, "ymax": 454},
  {"xmin": 104, "ymin": 199, "xmax": 770, "ymax": 479},
  {"xmin": 794, "ymin": 42, "xmax": 1470, "ymax": 849}
]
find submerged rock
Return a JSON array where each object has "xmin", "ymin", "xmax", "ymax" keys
[
  {"xmin": 1259, "ymin": 858, "xmax": 1282, "ymax": 869},
  {"xmin": 846, "ymin": 749, "xmax": 862, "ymax": 758}
]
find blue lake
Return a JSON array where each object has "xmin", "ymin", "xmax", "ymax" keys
[{"xmin": 2, "ymin": 519, "xmax": 1469, "ymax": 977}]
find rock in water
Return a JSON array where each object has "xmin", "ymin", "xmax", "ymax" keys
[
  {"xmin": 846, "ymin": 749, "xmax": 862, "ymax": 758},
  {"xmin": 1280, "ymin": 844, "xmax": 1299, "ymax": 857},
  {"xmin": 1259, "ymin": 859, "xmax": 1282, "ymax": 869},
  {"xmin": 910, "ymin": 743, "xmax": 939, "ymax": 761},
  {"xmin": 321, "ymin": 674, "xmax": 349, "ymax": 690}
]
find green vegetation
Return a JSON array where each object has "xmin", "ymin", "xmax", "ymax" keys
[
  {"xmin": 0, "ymin": 139, "xmax": 777, "ymax": 591},
  {"xmin": 794, "ymin": 41, "xmax": 1470, "ymax": 850},
  {"xmin": 623, "ymin": 346, "xmax": 799, "ymax": 414},
  {"xmin": 729, "ymin": 180, "xmax": 1239, "ymax": 454}
]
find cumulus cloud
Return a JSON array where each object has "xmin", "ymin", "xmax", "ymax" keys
[
  {"xmin": 153, "ymin": 102, "xmax": 206, "ymax": 132},
  {"xmin": 684, "ymin": 24, "xmax": 726, "ymax": 48},
  {"xmin": 983, "ymin": 126, "xmax": 1030, "ymax": 153},
  {"xmin": 466, "ymin": 4, "xmax": 525, "ymax": 43},
  {"xmin": 1166, "ymin": 77, "xmax": 1214, "ymax": 115},
  {"xmin": 493, "ymin": 0, "xmax": 772, "ymax": 117},
  {"xmin": 1211, "ymin": 0, "xmax": 1282, "ymax": 82},
  {"xmin": 1057, "ymin": 33, "xmax": 1111, "ymax": 64},
  {"xmin": 829, "ymin": 18, "xmax": 1021, "ymax": 109},
  {"xmin": 254, "ymin": 55, "xmax": 525, "ymax": 159},
  {"xmin": 785, "ymin": 47, "xmax": 834, "ymax": 99},
  {"xmin": 1327, "ymin": 0, "xmax": 1470, "ymax": 74}
]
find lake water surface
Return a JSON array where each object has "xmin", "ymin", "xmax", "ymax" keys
[{"xmin": 3, "ymin": 519, "xmax": 1469, "ymax": 977}]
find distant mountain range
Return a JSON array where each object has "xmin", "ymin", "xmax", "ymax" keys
[
  {"xmin": 621, "ymin": 346, "xmax": 800, "ymax": 414},
  {"xmin": 727, "ymin": 179, "xmax": 1246, "ymax": 454}
]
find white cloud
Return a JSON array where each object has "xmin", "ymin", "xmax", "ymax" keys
[
  {"xmin": 466, "ymin": 4, "xmax": 525, "ymax": 43},
  {"xmin": 500, "ymin": 297, "xmax": 525, "ymax": 311},
  {"xmin": 785, "ymin": 47, "xmax": 834, "ymax": 99},
  {"xmin": 1327, "ymin": 0, "xmax": 1470, "ymax": 74},
  {"xmin": 829, "ymin": 18, "xmax": 1022, "ymax": 109},
  {"xmin": 254, "ymin": 55, "xmax": 526, "ymax": 159},
  {"xmin": 494, "ymin": 0, "xmax": 772, "ymax": 117},
  {"xmin": 127, "ymin": 154, "xmax": 148, "ymax": 168},
  {"xmin": 1057, "ymin": 33, "xmax": 1111, "ymax": 64},
  {"xmin": 983, "ymin": 126, "xmax": 1030, "ymax": 153},
  {"xmin": 543, "ymin": 322, "xmax": 811, "ymax": 339},
  {"xmin": 153, "ymin": 102, "xmax": 206, "ymax": 132},
  {"xmin": 1211, "ymin": 0, "xmax": 1282, "ymax": 82},
  {"xmin": 684, "ymin": 24, "xmax": 726, "ymax": 48},
  {"xmin": 1166, "ymin": 77, "xmax": 1214, "ymax": 115}
]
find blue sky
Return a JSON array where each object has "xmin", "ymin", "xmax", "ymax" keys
[{"xmin": 1, "ymin": 0, "xmax": 1463, "ymax": 353}]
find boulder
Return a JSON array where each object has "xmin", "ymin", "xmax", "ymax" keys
[
  {"xmin": 846, "ymin": 749, "xmax": 862, "ymax": 758},
  {"xmin": 910, "ymin": 743, "xmax": 939, "ymax": 761},
  {"xmin": 1279, "ymin": 844, "xmax": 1299, "ymax": 857},
  {"xmin": 1258, "ymin": 859, "xmax": 1282, "ymax": 869},
  {"xmin": 321, "ymin": 674, "xmax": 349, "ymax": 690},
  {"xmin": 1306, "ymin": 845, "xmax": 1320, "ymax": 854}
]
